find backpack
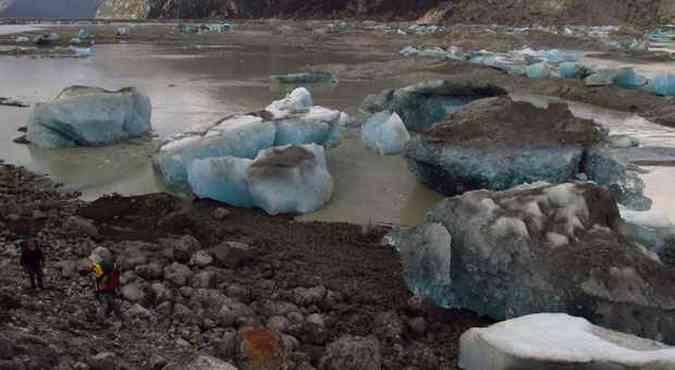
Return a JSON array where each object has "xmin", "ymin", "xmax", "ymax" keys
[{"xmin": 97, "ymin": 260, "xmax": 120, "ymax": 291}]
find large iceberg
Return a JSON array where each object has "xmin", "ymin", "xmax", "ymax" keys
[
  {"xmin": 155, "ymin": 88, "xmax": 349, "ymax": 187},
  {"xmin": 459, "ymin": 313, "xmax": 675, "ymax": 370},
  {"xmin": 27, "ymin": 86, "xmax": 152, "ymax": 148},
  {"xmin": 248, "ymin": 144, "xmax": 333, "ymax": 215},
  {"xmin": 361, "ymin": 111, "xmax": 410, "ymax": 155},
  {"xmin": 400, "ymin": 182, "xmax": 675, "ymax": 343}
]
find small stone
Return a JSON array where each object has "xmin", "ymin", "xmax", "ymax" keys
[
  {"xmin": 32, "ymin": 210, "xmax": 47, "ymax": 220},
  {"xmin": 408, "ymin": 317, "xmax": 427, "ymax": 337},
  {"xmin": 164, "ymin": 262, "xmax": 193, "ymax": 286},
  {"xmin": 293, "ymin": 286, "xmax": 327, "ymax": 306},
  {"xmin": 89, "ymin": 352, "xmax": 117, "ymax": 370},
  {"xmin": 319, "ymin": 336, "xmax": 381, "ymax": 370},
  {"xmin": 121, "ymin": 283, "xmax": 147, "ymax": 303},
  {"xmin": 214, "ymin": 329, "xmax": 238, "ymax": 358},
  {"xmin": 211, "ymin": 241, "xmax": 255, "ymax": 268},
  {"xmin": 267, "ymin": 316, "xmax": 291, "ymax": 333},
  {"xmin": 190, "ymin": 250, "xmax": 214, "ymax": 267},
  {"xmin": 126, "ymin": 303, "xmax": 152, "ymax": 319},
  {"xmin": 149, "ymin": 354, "xmax": 167, "ymax": 370},
  {"xmin": 213, "ymin": 208, "xmax": 231, "ymax": 220}
]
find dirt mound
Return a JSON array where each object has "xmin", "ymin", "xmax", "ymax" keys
[
  {"xmin": 426, "ymin": 97, "xmax": 603, "ymax": 148},
  {"xmin": 0, "ymin": 164, "xmax": 493, "ymax": 369}
]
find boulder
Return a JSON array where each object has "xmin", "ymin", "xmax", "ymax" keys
[
  {"xmin": 155, "ymin": 88, "xmax": 348, "ymax": 187},
  {"xmin": 27, "ymin": 86, "xmax": 151, "ymax": 148},
  {"xmin": 361, "ymin": 111, "xmax": 410, "ymax": 155},
  {"xmin": 406, "ymin": 182, "xmax": 675, "ymax": 343},
  {"xmin": 459, "ymin": 313, "xmax": 675, "ymax": 370},
  {"xmin": 211, "ymin": 241, "xmax": 255, "ymax": 268},
  {"xmin": 162, "ymin": 235, "xmax": 201, "ymax": 263},
  {"xmin": 405, "ymin": 97, "xmax": 603, "ymax": 197},
  {"xmin": 319, "ymin": 335, "xmax": 381, "ymax": 370},
  {"xmin": 248, "ymin": 144, "xmax": 334, "ymax": 215},
  {"xmin": 238, "ymin": 327, "xmax": 286, "ymax": 370},
  {"xmin": 360, "ymin": 80, "xmax": 507, "ymax": 131}
]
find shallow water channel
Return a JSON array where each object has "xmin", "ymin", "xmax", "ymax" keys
[{"xmin": 1, "ymin": 32, "xmax": 673, "ymax": 227}]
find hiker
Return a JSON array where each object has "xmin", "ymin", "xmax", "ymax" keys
[
  {"xmin": 90, "ymin": 254, "xmax": 123, "ymax": 320},
  {"xmin": 20, "ymin": 239, "xmax": 45, "ymax": 290}
]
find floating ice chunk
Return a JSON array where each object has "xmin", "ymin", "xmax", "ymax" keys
[
  {"xmin": 559, "ymin": 62, "xmax": 581, "ymax": 78},
  {"xmin": 271, "ymin": 71, "xmax": 336, "ymax": 84},
  {"xmin": 266, "ymin": 87, "xmax": 313, "ymax": 117},
  {"xmin": 187, "ymin": 156, "xmax": 254, "ymax": 207},
  {"xmin": 620, "ymin": 205, "xmax": 675, "ymax": 252},
  {"xmin": 274, "ymin": 106, "xmax": 344, "ymax": 146},
  {"xmin": 646, "ymin": 74, "xmax": 675, "ymax": 97},
  {"xmin": 543, "ymin": 49, "xmax": 578, "ymax": 63},
  {"xmin": 248, "ymin": 144, "xmax": 333, "ymax": 215},
  {"xmin": 156, "ymin": 115, "xmax": 276, "ymax": 186},
  {"xmin": 459, "ymin": 313, "xmax": 675, "ymax": 370},
  {"xmin": 400, "ymin": 46, "xmax": 420, "ymax": 57},
  {"xmin": 27, "ymin": 86, "xmax": 151, "ymax": 149},
  {"xmin": 418, "ymin": 47, "xmax": 449, "ymax": 59},
  {"xmin": 614, "ymin": 67, "xmax": 648, "ymax": 89},
  {"xmin": 361, "ymin": 111, "xmax": 410, "ymax": 155},
  {"xmin": 526, "ymin": 62, "xmax": 553, "ymax": 79},
  {"xmin": 69, "ymin": 46, "xmax": 94, "ymax": 57},
  {"xmin": 585, "ymin": 68, "xmax": 620, "ymax": 86}
]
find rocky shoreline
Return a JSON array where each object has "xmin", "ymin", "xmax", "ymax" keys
[{"xmin": 0, "ymin": 163, "xmax": 491, "ymax": 370}]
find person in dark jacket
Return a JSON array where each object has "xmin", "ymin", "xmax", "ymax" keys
[{"xmin": 20, "ymin": 239, "xmax": 44, "ymax": 290}]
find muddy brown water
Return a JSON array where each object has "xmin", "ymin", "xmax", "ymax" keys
[
  {"xmin": 0, "ymin": 39, "xmax": 444, "ymax": 227},
  {"xmin": 1, "ymin": 29, "xmax": 673, "ymax": 226}
]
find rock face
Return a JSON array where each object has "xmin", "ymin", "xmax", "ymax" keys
[
  {"xmin": 405, "ymin": 97, "xmax": 602, "ymax": 195},
  {"xmin": 27, "ymin": 86, "xmax": 152, "ymax": 149},
  {"xmin": 361, "ymin": 80, "xmax": 507, "ymax": 132},
  {"xmin": 155, "ymin": 88, "xmax": 347, "ymax": 187},
  {"xmin": 96, "ymin": 0, "xmax": 149, "ymax": 19},
  {"xmin": 459, "ymin": 313, "xmax": 675, "ymax": 370},
  {"xmin": 402, "ymin": 182, "xmax": 675, "ymax": 343}
]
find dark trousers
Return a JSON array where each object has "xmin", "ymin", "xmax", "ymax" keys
[
  {"xmin": 24, "ymin": 266, "xmax": 43, "ymax": 289},
  {"xmin": 96, "ymin": 291, "xmax": 123, "ymax": 320}
]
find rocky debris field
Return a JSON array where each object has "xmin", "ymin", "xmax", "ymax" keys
[{"xmin": 0, "ymin": 163, "xmax": 491, "ymax": 370}]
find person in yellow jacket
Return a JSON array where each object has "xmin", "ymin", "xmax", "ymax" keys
[{"xmin": 90, "ymin": 255, "xmax": 123, "ymax": 320}]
